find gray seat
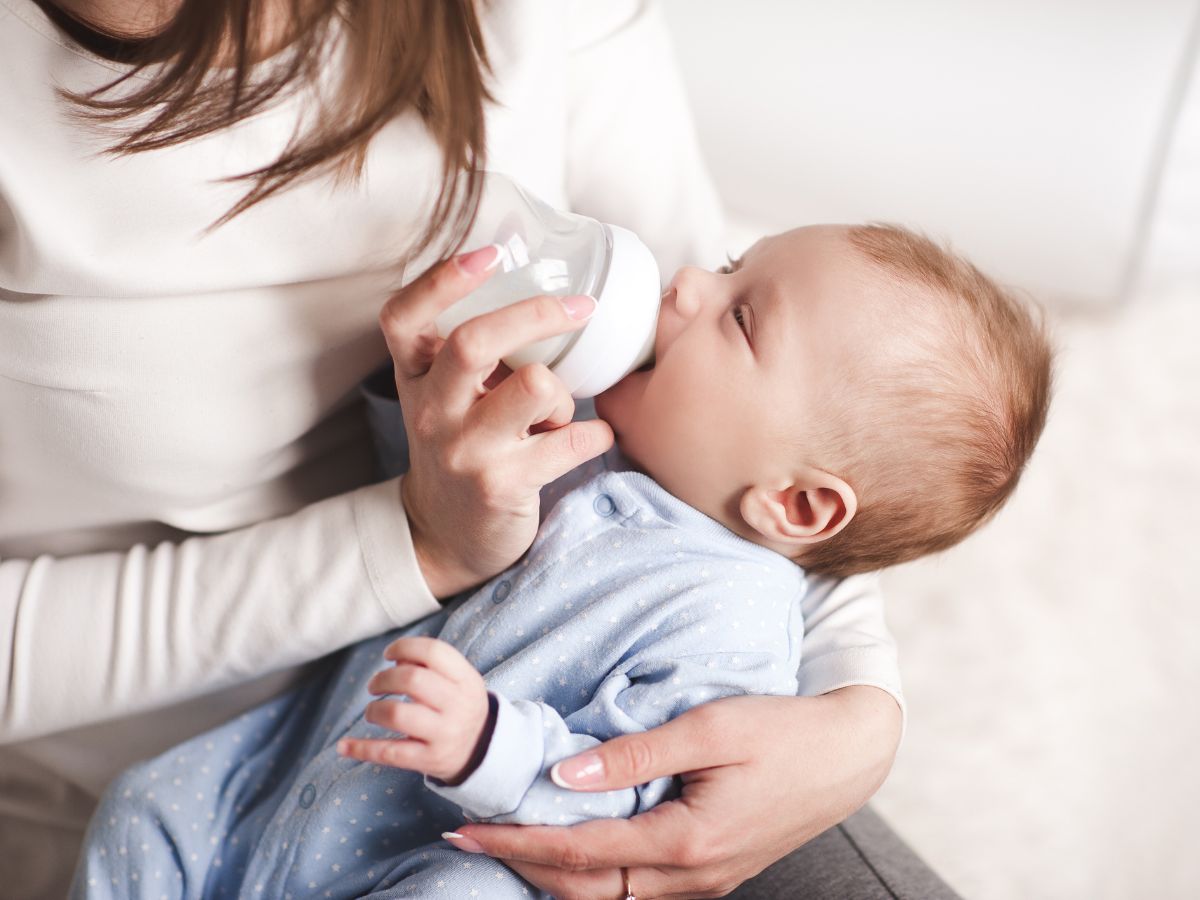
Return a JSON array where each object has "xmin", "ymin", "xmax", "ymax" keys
[{"xmin": 732, "ymin": 807, "xmax": 961, "ymax": 900}]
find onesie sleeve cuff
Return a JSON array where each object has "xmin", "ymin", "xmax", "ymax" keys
[
  {"xmin": 351, "ymin": 475, "xmax": 440, "ymax": 626},
  {"xmin": 425, "ymin": 693, "xmax": 545, "ymax": 820}
]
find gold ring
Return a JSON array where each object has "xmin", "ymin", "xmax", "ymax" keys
[{"xmin": 621, "ymin": 867, "xmax": 636, "ymax": 900}]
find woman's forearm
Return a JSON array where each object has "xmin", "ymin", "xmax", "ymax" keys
[
  {"xmin": 0, "ymin": 477, "xmax": 439, "ymax": 744},
  {"xmin": 818, "ymin": 684, "xmax": 904, "ymax": 795}
]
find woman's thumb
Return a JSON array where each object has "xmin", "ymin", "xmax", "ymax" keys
[
  {"xmin": 539, "ymin": 418, "xmax": 615, "ymax": 474},
  {"xmin": 548, "ymin": 711, "xmax": 709, "ymax": 792}
]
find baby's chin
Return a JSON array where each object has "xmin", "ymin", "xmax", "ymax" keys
[
  {"xmin": 595, "ymin": 366, "xmax": 649, "ymax": 429},
  {"xmin": 594, "ymin": 368, "xmax": 655, "ymax": 472}
]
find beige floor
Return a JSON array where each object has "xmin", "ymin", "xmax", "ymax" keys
[{"xmin": 872, "ymin": 295, "xmax": 1200, "ymax": 899}]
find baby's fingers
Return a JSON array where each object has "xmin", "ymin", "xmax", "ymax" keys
[
  {"xmin": 384, "ymin": 636, "xmax": 479, "ymax": 686},
  {"xmin": 364, "ymin": 697, "xmax": 441, "ymax": 741},
  {"xmin": 368, "ymin": 663, "xmax": 458, "ymax": 712},
  {"xmin": 337, "ymin": 737, "xmax": 429, "ymax": 772}
]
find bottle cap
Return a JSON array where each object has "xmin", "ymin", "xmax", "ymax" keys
[{"xmin": 551, "ymin": 224, "xmax": 661, "ymax": 398}]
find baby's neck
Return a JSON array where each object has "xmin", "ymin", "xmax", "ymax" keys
[{"xmin": 612, "ymin": 440, "xmax": 793, "ymax": 561}]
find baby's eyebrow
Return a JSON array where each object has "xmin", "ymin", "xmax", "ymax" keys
[{"xmin": 717, "ymin": 252, "xmax": 744, "ymax": 274}]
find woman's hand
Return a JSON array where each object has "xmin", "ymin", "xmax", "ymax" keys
[
  {"xmin": 380, "ymin": 245, "xmax": 615, "ymax": 599},
  {"xmin": 447, "ymin": 686, "xmax": 902, "ymax": 900}
]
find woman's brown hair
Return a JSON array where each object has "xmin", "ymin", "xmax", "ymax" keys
[{"xmin": 49, "ymin": 0, "xmax": 493, "ymax": 259}]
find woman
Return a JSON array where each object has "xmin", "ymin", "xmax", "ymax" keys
[{"xmin": 0, "ymin": 1, "xmax": 904, "ymax": 897}]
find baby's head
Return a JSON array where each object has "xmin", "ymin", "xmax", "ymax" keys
[{"xmin": 594, "ymin": 224, "xmax": 1053, "ymax": 576}]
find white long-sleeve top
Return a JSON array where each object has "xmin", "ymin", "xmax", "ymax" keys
[{"xmin": 0, "ymin": 0, "xmax": 901, "ymax": 867}]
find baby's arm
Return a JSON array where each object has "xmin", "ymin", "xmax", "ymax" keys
[
  {"xmin": 428, "ymin": 648, "xmax": 800, "ymax": 826},
  {"xmin": 341, "ymin": 612, "xmax": 800, "ymax": 826}
]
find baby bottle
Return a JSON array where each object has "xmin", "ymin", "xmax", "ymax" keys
[{"xmin": 435, "ymin": 172, "xmax": 661, "ymax": 399}]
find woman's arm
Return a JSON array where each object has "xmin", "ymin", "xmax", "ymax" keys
[
  {"xmin": 2, "ymin": 250, "xmax": 613, "ymax": 744},
  {"xmin": 0, "ymin": 476, "xmax": 439, "ymax": 744}
]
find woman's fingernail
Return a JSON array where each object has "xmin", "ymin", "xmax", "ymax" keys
[
  {"xmin": 455, "ymin": 244, "xmax": 503, "ymax": 275},
  {"xmin": 336, "ymin": 740, "xmax": 350, "ymax": 756},
  {"xmin": 550, "ymin": 753, "xmax": 605, "ymax": 788},
  {"xmin": 442, "ymin": 831, "xmax": 486, "ymax": 853},
  {"xmin": 559, "ymin": 295, "xmax": 596, "ymax": 320}
]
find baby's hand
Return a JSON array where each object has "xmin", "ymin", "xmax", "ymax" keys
[{"xmin": 337, "ymin": 636, "xmax": 490, "ymax": 785}]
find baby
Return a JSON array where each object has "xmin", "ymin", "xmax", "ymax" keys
[{"xmin": 71, "ymin": 224, "xmax": 1052, "ymax": 899}]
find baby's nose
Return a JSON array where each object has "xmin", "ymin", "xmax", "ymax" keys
[{"xmin": 668, "ymin": 282, "xmax": 702, "ymax": 320}]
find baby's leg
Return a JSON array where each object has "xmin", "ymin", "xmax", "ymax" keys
[
  {"xmin": 70, "ymin": 681, "xmax": 327, "ymax": 899},
  {"xmin": 357, "ymin": 845, "xmax": 546, "ymax": 900},
  {"xmin": 69, "ymin": 752, "xmax": 226, "ymax": 900}
]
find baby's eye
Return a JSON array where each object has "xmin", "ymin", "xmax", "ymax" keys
[{"xmin": 732, "ymin": 304, "xmax": 748, "ymax": 333}]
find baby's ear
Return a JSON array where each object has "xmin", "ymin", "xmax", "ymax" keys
[{"xmin": 739, "ymin": 468, "xmax": 857, "ymax": 550}]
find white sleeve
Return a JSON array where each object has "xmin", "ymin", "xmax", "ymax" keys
[
  {"xmin": 565, "ymin": 0, "xmax": 727, "ymax": 274},
  {"xmin": 0, "ymin": 477, "xmax": 440, "ymax": 744},
  {"xmin": 796, "ymin": 572, "xmax": 906, "ymax": 725}
]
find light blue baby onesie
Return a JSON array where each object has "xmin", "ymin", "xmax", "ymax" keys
[{"xmin": 72, "ymin": 448, "xmax": 806, "ymax": 899}]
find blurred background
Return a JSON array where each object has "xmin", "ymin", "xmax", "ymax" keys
[{"xmin": 658, "ymin": 1, "xmax": 1200, "ymax": 898}]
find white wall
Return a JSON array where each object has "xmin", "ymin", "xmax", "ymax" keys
[
  {"xmin": 1136, "ymin": 27, "xmax": 1200, "ymax": 299},
  {"xmin": 661, "ymin": 0, "xmax": 1199, "ymax": 308}
]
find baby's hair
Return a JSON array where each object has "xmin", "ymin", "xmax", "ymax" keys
[{"xmin": 797, "ymin": 223, "xmax": 1054, "ymax": 577}]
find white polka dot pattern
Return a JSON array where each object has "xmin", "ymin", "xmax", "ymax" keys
[{"xmin": 72, "ymin": 447, "xmax": 805, "ymax": 899}]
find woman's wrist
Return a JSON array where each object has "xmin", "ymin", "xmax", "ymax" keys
[
  {"xmin": 410, "ymin": 534, "xmax": 452, "ymax": 601},
  {"xmin": 820, "ymin": 685, "xmax": 904, "ymax": 778},
  {"xmin": 403, "ymin": 489, "xmax": 464, "ymax": 602}
]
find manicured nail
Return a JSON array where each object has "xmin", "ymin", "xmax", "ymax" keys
[
  {"xmin": 455, "ymin": 244, "xmax": 502, "ymax": 275},
  {"xmin": 336, "ymin": 740, "xmax": 350, "ymax": 755},
  {"xmin": 550, "ymin": 753, "xmax": 605, "ymax": 788},
  {"xmin": 559, "ymin": 295, "xmax": 596, "ymax": 320},
  {"xmin": 442, "ymin": 831, "xmax": 486, "ymax": 853}
]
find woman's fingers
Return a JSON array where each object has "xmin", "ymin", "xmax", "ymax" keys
[
  {"xmin": 379, "ymin": 245, "xmax": 502, "ymax": 380},
  {"xmin": 481, "ymin": 361, "xmax": 512, "ymax": 392},
  {"xmin": 429, "ymin": 293, "xmax": 595, "ymax": 418},
  {"xmin": 470, "ymin": 362, "xmax": 576, "ymax": 440},
  {"xmin": 501, "ymin": 859, "xmax": 730, "ymax": 900},
  {"xmin": 521, "ymin": 418, "xmax": 616, "ymax": 486},
  {"xmin": 548, "ymin": 701, "xmax": 744, "ymax": 793},
  {"xmin": 377, "ymin": 250, "xmax": 610, "ymax": 600},
  {"xmin": 458, "ymin": 774, "xmax": 745, "ymax": 899},
  {"xmin": 496, "ymin": 859, "xmax": 648, "ymax": 900},
  {"xmin": 456, "ymin": 801, "xmax": 702, "ymax": 871}
]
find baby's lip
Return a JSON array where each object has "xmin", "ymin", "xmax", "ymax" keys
[{"xmin": 650, "ymin": 287, "xmax": 673, "ymax": 362}]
